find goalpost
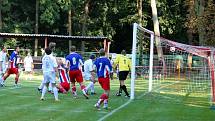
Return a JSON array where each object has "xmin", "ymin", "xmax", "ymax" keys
[{"xmin": 131, "ymin": 23, "xmax": 215, "ymax": 105}]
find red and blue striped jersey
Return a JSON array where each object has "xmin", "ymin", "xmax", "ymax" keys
[
  {"xmin": 9, "ymin": 51, "xmax": 18, "ymax": 68},
  {"xmin": 59, "ymin": 65, "xmax": 70, "ymax": 83},
  {"xmin": 94, "ymin": 57, "xmax": 112, "ymax": 78}
]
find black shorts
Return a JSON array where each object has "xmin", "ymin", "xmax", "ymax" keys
[{"xmin": 119, "ymin": 71, "xmax": 129, "ymax": 80}]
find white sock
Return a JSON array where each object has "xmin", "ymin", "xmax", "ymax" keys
[
  {"xmin": 38, "ymin": 81, "xmax": 44, "ymax": 89},
  {"xmin": 104, "ymin": 99, "xmax": 108, "ymax": 108},
  {"xmin": 86, "ymin": 82, "xmax": 94, "ymax": 92},
  {"xmin": 90, "ymin": 82, "xmax": 95, "ymax": 93},
  {"xmin": 41, "ymin": 86, "xmax": 47, "ymax": 98},
  {"xmin": 48, "ymin": 83, "xmax": 52, "ymax": 91},
  {"xmin": 53, "ymin": 86, "xmax": 59, "ymax": 100}
]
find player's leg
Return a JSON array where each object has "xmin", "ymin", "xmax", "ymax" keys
[
  {"xmin": 86, "ymin": 79, "xmax": 96, "ymax": 95},
  {"xmin": 76, "ymin": 70, "xmax": 88, "ymax": 99},
  {"xmin": 69, "ymin": 70, "xmax": 77, "ymax": 97},
  {"xmin": 14, "ymin": 68, "xmax": 20, "ymax": 86},
  {"xmin": 116, "ymin": 71, "xmax": 123, "ymax": 96},
  {"xmin": 1, "ymin": 69, "xmax": 11, "ymax": 86},
  {"xmin": 95, "ymin": 78, "xmax": 110, "ymax": 110},
  {"xmin": 40, "ymin": 72, "xmax": 50, "ymax": 100},
  {"xmin": 120, "ymin": 71, "xmax": 130, "ymax": 97},
  {"xmin": 48, "ymin": 82, "xmax": 53, "ymax": 93}
]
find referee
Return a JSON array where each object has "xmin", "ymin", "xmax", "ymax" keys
[{"xmin": 114, "ymin": 50, "xmax": 131, "ymax": 97}]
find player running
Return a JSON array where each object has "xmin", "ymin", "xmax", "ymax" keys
[
  {"xmin": 94, "ymin": 48, "xmax": 113, "ymax": 110},
  {"xmin": 0, "ymin": 46, "xmax": 20, "ymax": 87},
  {"xmin": 66, "ymin": 46, "xmax": 88, "ymax": 99}
]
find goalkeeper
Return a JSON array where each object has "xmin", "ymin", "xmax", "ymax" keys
[{"xmin": 114, "ymin": 50, "xmax": 131, "ymax": 97}]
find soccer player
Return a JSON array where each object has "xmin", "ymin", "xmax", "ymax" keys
[
  {"xmin": 0, "ymin": 46, "xmax": 20, "ymax": 87},
  {"xmin": 94, "ymin": 48, "xmax": 113, "ymax": 110},
  {"xmin": 38, "ymin": 42, "xmax": 56, "ymax": 92},
  {"xmin": 40, "ymin": 48, "xmax": 59, "ymax": 101},
  {"xmin": 24, "ymin": 51, "xmax": 33, "ymax": 80},
  {"xmin": 57, "ymin": 58, "xmax": 70, "ymax": 93},
  {"xmin": 114, "ymin": 50, "xmax": 131, "ymax": 97},
  {"xmin": 66, "ymin": 45, "xmax": 88, "ymax": 99},
  {"xmin": 0, "ymin": 46, "xmax": 7, "ymax": 86},
  {"xmin": 84, "ymin": 54, "xmax": 96, "ymax": 95}
]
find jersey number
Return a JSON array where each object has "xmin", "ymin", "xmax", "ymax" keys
[
  {"xmin": 99, "ymin": 63, "xmax": 102, "ymax": 72},
  {"xmin": 72, "ymin": 57, "xmax": 76, "ymax": 65}
]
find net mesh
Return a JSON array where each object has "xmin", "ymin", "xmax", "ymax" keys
[{"xmin": 133, "ymin": 23, "xmax": 214, "ymax": 103}]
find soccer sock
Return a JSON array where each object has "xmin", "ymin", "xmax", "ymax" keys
[
  {"xmin": 72, "ymin": 86, "xmax": 77, "ymax": 95},
  {"xmin": 80, "ymin": 85, "xmax": 86, "ymax": 90},
  {"xmin": 90, "ymin": 82, "xmax": 95, "ymax": 93},
  {"xmin": 86, "ymin": 82, "xmax": 92, "ymax": 91},
  {"xmin": 15, "ymin": 76, "xmax": 18, "ymax": 84},
  {"xmin": 103, "ymin": 99, "xmax": 108, "ymax": 108},
  {"xmin": 121, "ymin": 85, "xmax": 129, "ymax": 96},
  {"xmin": 96, "ymin": 93, "xmax": 108, "ymax": 106},
  {"xmin": 53, "ymin": 86, "xmax": 59, "ymax": 100},
  {"xmin": 48, "ymin": 83, "xmax": 52, "ymax": 91},
  {"xmin": 118, "ymin": 85, "xmax": 122, "ymax": 94},
  {"xmin": 41, "ymin": 86, "xmax": 47, "ymax": 98},
  {"xmin": 38, "ymin": 81, "xmax": 44, "ymax": 89},
  {"xmin": 86, "ymin": 82, "xmax": 94, "ymax": 93}
]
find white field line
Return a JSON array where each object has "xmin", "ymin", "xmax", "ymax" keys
[{"xmin": 98, "ymin": 81, "xmax": 180, "ymax": 121}]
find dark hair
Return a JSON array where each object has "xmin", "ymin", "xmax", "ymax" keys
[
  {"xmin": 121, "ymin": 50, "xmax": 126, "ymax": 55},
  {"xmin": 15, "ymin": 46, "xmax": 19, "ymax": 50},
  {"xmin": 99, "ymin": 48, "xmax": 105, "ymax": 56},
  {"xmin": 90, "ymin": 54, "xmax": 95, "ymax": 59},
  {"xmin": 45, "ymin": 48, "xmax": 52, "ymax": 55},
  {"xmin": 70, "ymin": 46, "xmax": 76, "ymax": 52}
]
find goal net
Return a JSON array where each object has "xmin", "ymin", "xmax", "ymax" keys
[{"xmin": 131, "ymin": 23, "xmax": 215, "ymax": 105}]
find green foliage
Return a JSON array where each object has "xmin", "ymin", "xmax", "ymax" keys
[{"xmin": 0, "ymin": 0, "xmax": 214, "ymax": 52}]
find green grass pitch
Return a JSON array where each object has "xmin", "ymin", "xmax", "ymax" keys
[{"xmin": 0, "ymin": 74, "xmax": 215, "ymax": 121}]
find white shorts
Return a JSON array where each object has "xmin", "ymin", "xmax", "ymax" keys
[
  {"xmin": 25, "ymin": 67, "xmax": 32, "ymax": 72},
  {"xmin": 43, "ymin": 71, "xmax": 56, "ymax": 84}
]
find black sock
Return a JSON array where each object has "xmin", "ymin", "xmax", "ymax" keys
[
  {"xmin": 118, "ymin": 85, "xmax": 122, "ymax": 94},
  {"xmin": 121, "ymin": 85, "xmax": 129, "ymax": 96}
]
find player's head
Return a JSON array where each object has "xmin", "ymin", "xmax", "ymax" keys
[
  {"xmin": 45, "ymin": 48, "xmax": 52, "ymax": 55},
  {"xmin": 58, "ymin": 58, "xmax": 64, "ymax": 65},
  {"xmin": 70, "ymin": 46, "xmax": 76, "ymax": 52},
  {"xmin": 15, "ymin": 46, "xmax": 20, "ymax": 52},
  {"xmin": 90, "ymin": 54, "xmax": 96, "ymax": 60},
  {"xmin": 121, "ymin": 50, "xmax": 126, "ymax": 56},
  {"xmin": 49, "ymin": 42, "xmax": 56, "ymax": 51},
  {"xmin": 99, "ymin": 48, "xmax": 105, "ymax": 56},
  {"xmin": 1, "ymin": 45, "xmax": 6, "ymax": 52}
]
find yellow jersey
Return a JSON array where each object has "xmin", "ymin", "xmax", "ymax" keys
[{"xmin": 114, "ymin": 54, "xmax": 131, "ymax": 71}]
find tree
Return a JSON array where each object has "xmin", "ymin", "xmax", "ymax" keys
[{"xmin": 34, "ymin": 0, "xmax": 39, "ymax": 56}]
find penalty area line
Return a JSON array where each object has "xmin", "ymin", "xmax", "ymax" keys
[
  {"xmin": 97, "ymin": 92, "xmax": 147, "ymax": 121},
  {"xmin": 98, "ymin": 81, "xmax": 180, "ymax": 121}
]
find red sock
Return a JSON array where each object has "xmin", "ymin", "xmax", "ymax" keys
[{"xmin": 81, "ymin": 85, "xmax": 86, "ymax": 90}]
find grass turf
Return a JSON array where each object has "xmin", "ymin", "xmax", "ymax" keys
[{"xmin": 0, "ymin": 74, "xmax": 214, "ymax": 121}]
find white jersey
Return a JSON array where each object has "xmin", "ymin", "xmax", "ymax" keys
[
  {"xmin": 84, "ymin": 59, "xmax": 93, "ymax": 80},
  {"xmin": 0, "ymin": 51, "xmax": 7, "ymax": 73},
  {"xmin": 24, "ymin": 56, "xmax": 33, "ymax": 71},
  {"xmin": 42, "ymin": 54, "xmax": 57, "ymax": 73}
]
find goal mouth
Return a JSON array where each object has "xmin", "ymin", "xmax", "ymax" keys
[{"xmin": 131, "ymin": 23, "xmax": 215, "ymax": 105}]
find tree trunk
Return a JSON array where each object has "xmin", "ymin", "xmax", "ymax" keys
[
  {"xmin": 137, "ymin": 0, "xmax": 143, "ymax": 65},
  {"xmin": 68, "ymin": 9, "xmax": 72, "ymax": 53},
  {"xmin": 0, "ymin": 0, "xmax": 2, "ymax": 32},
  {"xmin": 137, "ymin": 0, "xmax": 142, "ymax": 25},
  {"xmin": 197, "ymin": 0, "xmax": 205, "ymax": 46},
  {"xmin": 81, "ymin": 0, "xmax": 90, "ymax": 52},
  {"xmin": 151, "ymin": 0, "xmax": 162, "ymax": 58},
  {"xmin": 34, "ymin": 0, "xmax": 39, "ymax": 57}
]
